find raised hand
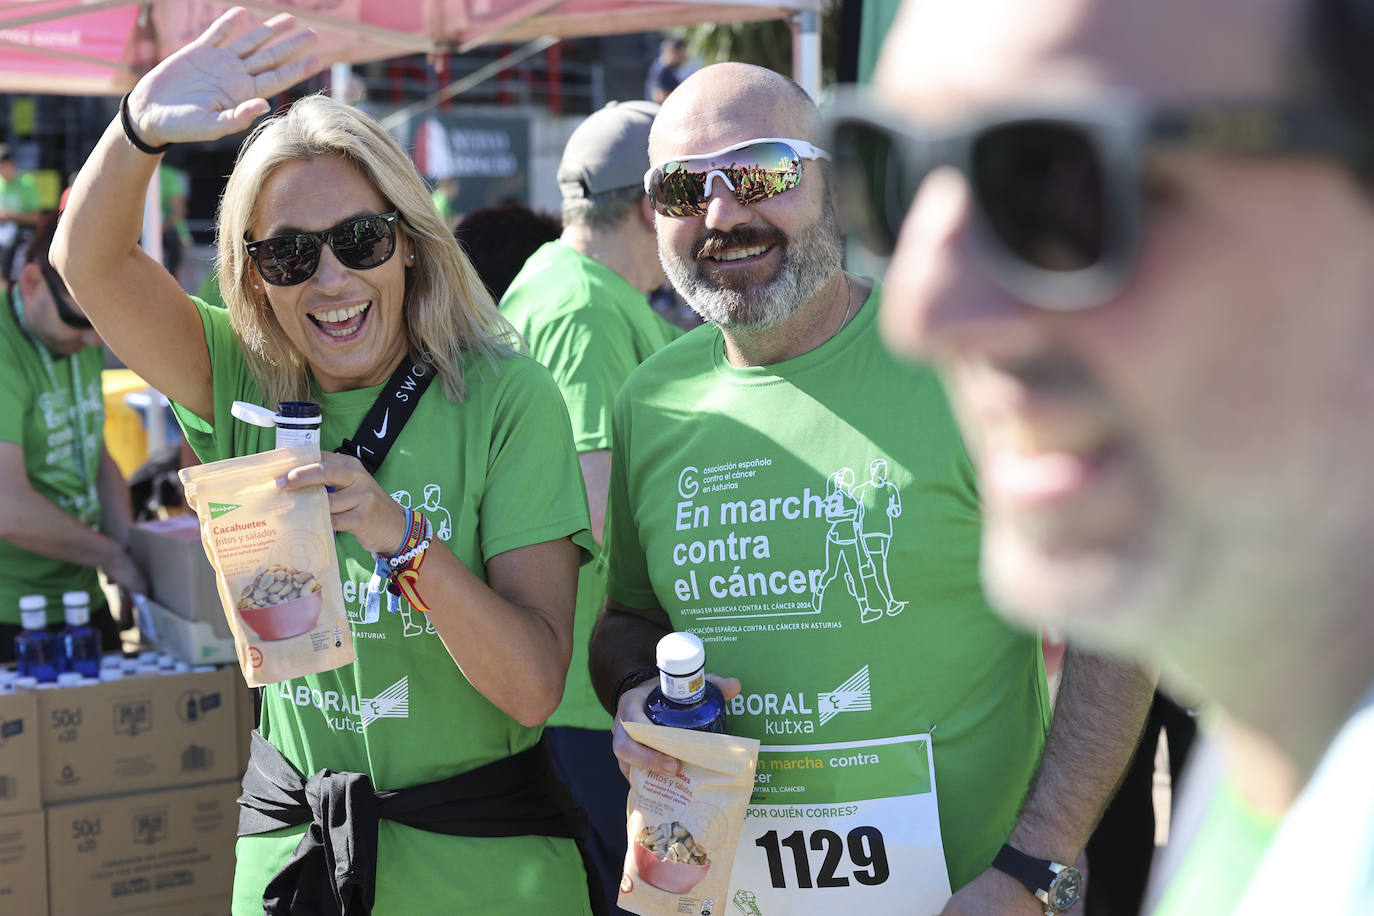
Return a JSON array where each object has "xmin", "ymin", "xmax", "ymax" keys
[{"xmin": 126, "ymin": 8, "xmax": 322, "ymax": 147}]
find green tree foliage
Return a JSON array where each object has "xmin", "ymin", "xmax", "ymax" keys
[{"xmin": 680, "ymin": 6, "xmax": 842, "ymax": 88}]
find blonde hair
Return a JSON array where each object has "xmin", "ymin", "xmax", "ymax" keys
[{"xmin": 216, "ymin": 94, "xmax": 516, "ymax": 406}]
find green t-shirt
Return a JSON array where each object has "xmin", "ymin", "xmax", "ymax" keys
[
  {"xmin": 0, "ymin": 171, "xmax": 39, "ymax": 216},
  {"xmin": 604, "ymin": 284, "xmax": 1051, "ymax": 892},
  {"xmin": 172, "ymin": 299, "xmax": 596, "ymax": 915},
  {"xmin": 501, "ymin": 240, "xmax": 682, "ymax": 730},
  {"xmin": 431, "ymin": 188, "xmax": 455, "ymax": 228},
  {"xmin": 0, "ymin": 172, "xmax": 40, "ymax": 254},
  {"xmin": 158, "ymin": 165, "xmax": 192, "ymax": 244},
  {"xmin": 0, "ymin": 293, "xmax": 105, "ymax": 623}
]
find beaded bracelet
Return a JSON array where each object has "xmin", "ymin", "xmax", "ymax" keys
[
  {"xmin": 119, "ymin": 93, "xmax": 171, "ymax": 155},
  {"xmin": 385, "ymin": 511, "xmax": 434, "ymax": 613},
  {"xmin": 367, "ymin": 509, "xmax": 435, "ymax": 615}
]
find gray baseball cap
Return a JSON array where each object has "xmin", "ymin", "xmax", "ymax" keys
[{"xmin": 557, "ymin": 100, "xmax": 659, "ymax": 199}]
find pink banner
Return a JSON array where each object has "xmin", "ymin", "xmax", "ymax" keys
[{"xmin": 0, "ymin": 3, "xmax": 140, "ymax": 93}]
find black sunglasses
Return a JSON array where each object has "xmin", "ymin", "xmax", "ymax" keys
[
  {"xmin": 244, "ymin": 212, "xmax": 399, "ymax": 287},
  {"xmin": 825, "ymin": 90, "xmax": 1360, "ymax": 310},
  {"xmin": 42, "ymin": 263, "xmax": 92, "ymax": 329}
]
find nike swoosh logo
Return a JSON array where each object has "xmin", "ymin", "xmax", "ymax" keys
[{"xmin": 373, "ymin": 408, "xmax": 390, "ymax": 439}]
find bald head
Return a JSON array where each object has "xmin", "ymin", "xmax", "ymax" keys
[{"xmin": 649, "ymin": 62, "xmax": 821, "ymax": 163}]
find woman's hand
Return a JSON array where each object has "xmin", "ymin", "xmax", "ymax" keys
[
  {"xmin": 127, "ymin": 8, "xmax": 321, "ymax": 147},
  {"xmin": 277, "ymin": 452, "xmax": 407, "ymax": 556}
]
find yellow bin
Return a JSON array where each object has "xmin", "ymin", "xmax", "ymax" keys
[{"xmin": 102, "ymin": 368, "xmax": 154, "ymax": 477}]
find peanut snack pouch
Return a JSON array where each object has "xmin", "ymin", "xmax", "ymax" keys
[
  {"xmin": 179, "ymin": 445, "xmax": 354, "ymax": 686},
  {"xmin": 620, "ymin": 721, "xmax": 760, "ymax": 916}
]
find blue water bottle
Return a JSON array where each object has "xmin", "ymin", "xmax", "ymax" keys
[
  {"xmin": 644, "ymin": 632, "xmax": 727, "ymax": 733},
  {"xmin": 14, "ymin": 594, "xmax": 59, "ymax": 683},
  {"xmin": 60, "ymin": 590, "xmax": 101, "ymax": 677}
]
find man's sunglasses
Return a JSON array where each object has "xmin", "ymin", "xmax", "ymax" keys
[
  {"xmin": 644, "ymin": 138, "xmax": 831, "ymax": 217},
  {"xmin": 824, "ymin": 90, "xmax": 1360, "ymax": 310},
  {"xmin": 244, "ymin": 212, "xmax": 399, "ymax": 287},
  {"xmin": 42, "ymin": 263, "xmax": 92, "ymax": 329}
]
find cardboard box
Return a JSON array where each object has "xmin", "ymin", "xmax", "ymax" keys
[
  {"xmin": 138, "ymin": 598, "xmax": 237, "ymax": 667},
  {"xmin": 128, "ymin": 896, "xmax": 231, "ymax": 916},
  {"xmin": 0, "ymin": 809, "xmax": 46, "ymax": 916},
  {"xmin": 35, "ymin": 667, "xmax": 240, "ymax": 805},
  {"xmin": 46, "ymin": 780, "xmax": 238, "ymax": 915},
  {"xmin": 0, "ymin": 691, "xmax": 40, "ymax": 816},
  {"xmin": 129, "ymin": 516, "xmax": 231, "ymax": 639}
]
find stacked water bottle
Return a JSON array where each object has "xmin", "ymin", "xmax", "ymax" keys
[{"xmin": 4, "ymin": 592, "xmax": 214, "ymax": 694}]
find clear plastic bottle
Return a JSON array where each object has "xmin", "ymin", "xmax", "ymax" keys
[
  {"xmin": 60, "ymin": 590, "xmax": 101, "ymax": 677},
  {"xmin": 14, "ymin": 595, "xmax": 59, "ymax": 683},
  {"xmin": 644, "ymin": 632, "xmax": 727, "ymax": 733}
]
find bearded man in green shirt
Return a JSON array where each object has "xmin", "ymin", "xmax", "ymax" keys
[
  {"xmin": 590, "ymin": 63, "xmax": 1155, "ymax": 916},
  {"xmin": 502, "ymin": 99, "xmax": 682, "ymax": 916},
  {"xmin": 0, "ymin": 211, "xmax": 145, "ymax": 659}
]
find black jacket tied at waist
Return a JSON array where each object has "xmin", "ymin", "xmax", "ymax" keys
[{"xmin": 238, "ymin": 729, "xmax": 607, "ymax": 916}]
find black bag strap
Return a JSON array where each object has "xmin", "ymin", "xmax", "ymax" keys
[{"xmin": 335, "ymin": 355, "xmax": 434, "ymax": 476}]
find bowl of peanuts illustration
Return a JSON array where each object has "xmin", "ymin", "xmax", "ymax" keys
[
  {"xmin": 236, "ymin": 564, "xmax": 324, "ymax": 641},
  {"xmin": 632, "ymin": 820, "xmax": 711, "ymax": 894}
]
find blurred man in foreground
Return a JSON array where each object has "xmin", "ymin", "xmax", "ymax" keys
[{"xmin": 835, "ymin": 0, "xmax": 1374, "ymax": 911}]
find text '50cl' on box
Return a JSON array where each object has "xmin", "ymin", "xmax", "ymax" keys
[
  {"xmin": 46, "ymin": 779, "xmax": 238, "ymax": 915},
  {"xmin": 35, "ymin": 666, "xmax": 240, "ymax": 804}
]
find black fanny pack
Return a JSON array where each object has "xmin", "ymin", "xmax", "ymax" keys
[{"xmin": 238, "ymin": 730, "xmax": 607, "ymax": 916}]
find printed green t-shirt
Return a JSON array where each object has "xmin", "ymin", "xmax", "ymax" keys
[
  {"xmin": 502, "ymin": 240, "xmax": 682, "ymax": 730},
  {"xmin": 0, "ymin": 295, "xmax": 105, "ymax": 623},
  {"xmin": 172, "ymin": 298, "xmax": 596, "ymax": 915},
  {"xmin": 604, "ymin": 284, "xmax": 1051, "ymax": 893}
]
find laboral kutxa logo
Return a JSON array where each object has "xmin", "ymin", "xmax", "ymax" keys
[
  {"xmin": 728, "ymin": 665, "xmax": 872, "ymax": 735},
  {"xmin": 277, "ymin": 676, "xmax": 410, "ymax": 732}
]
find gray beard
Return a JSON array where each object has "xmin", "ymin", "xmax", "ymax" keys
[{"xmin": 661, "ymin": 204, "xmax": 845, "ymax": 333}]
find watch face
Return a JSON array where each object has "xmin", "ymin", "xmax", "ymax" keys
[{"xmin": 1049, "ymin": 867, "xmax": 1083, "ymax": 909}]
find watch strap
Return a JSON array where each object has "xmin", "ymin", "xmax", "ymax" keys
[
  {"xmin": 992, "ymin": 843, "xmax": 1056, "ymax": 895},
  {"xmin": 610, "ymin": 667, "xmax": 658, "ymax": 711}
]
